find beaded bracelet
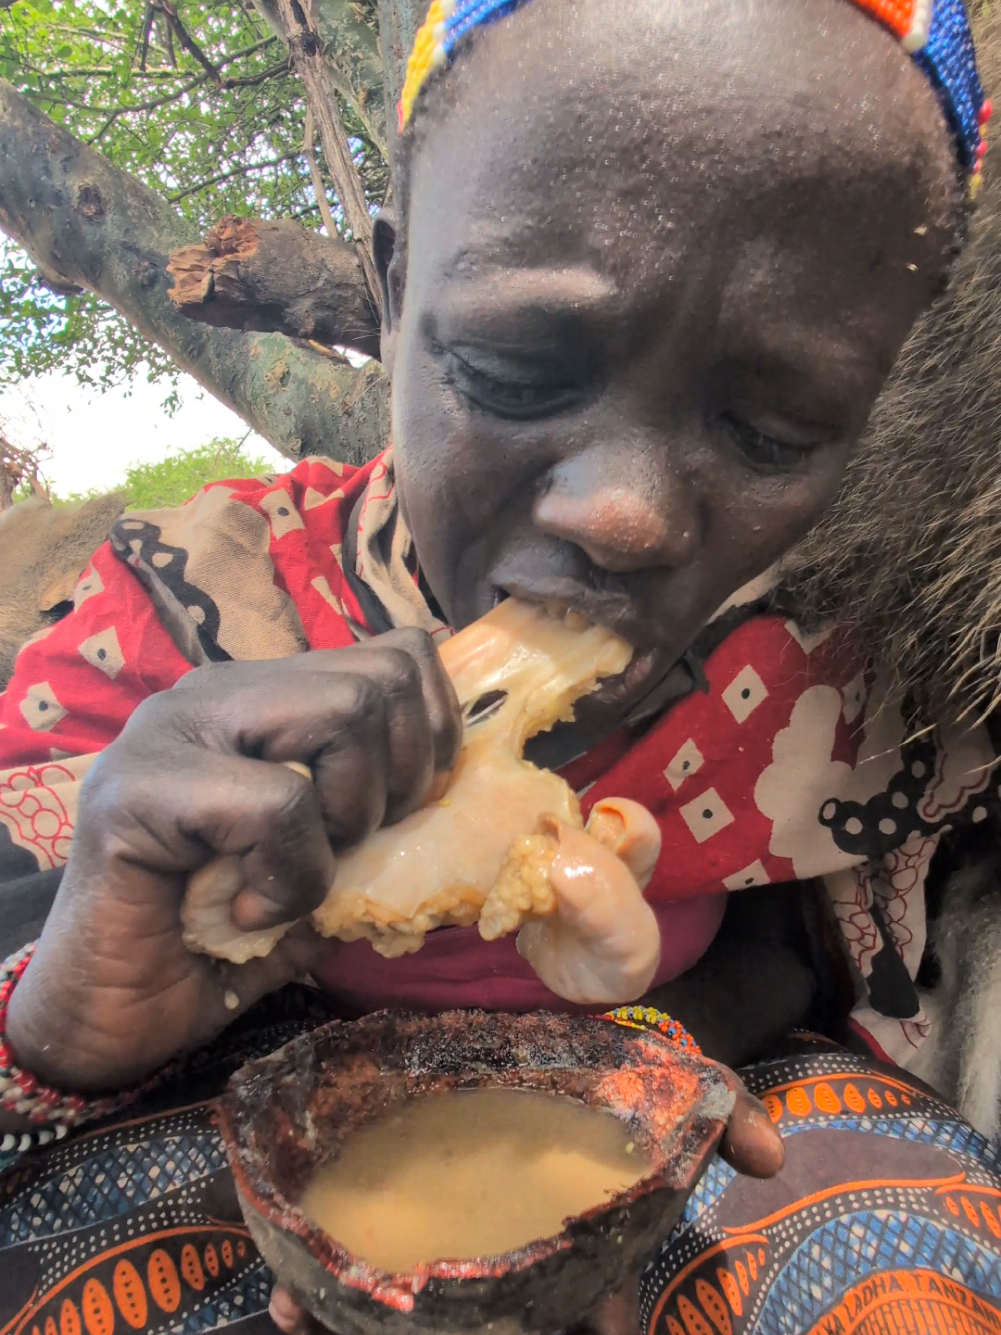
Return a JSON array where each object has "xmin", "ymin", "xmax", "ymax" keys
[
  {"xmin": 602, "ymin": 1005, "xmax": 702, "ymax": 1054},
  {"xmin": 0, "ymin": 943, "xmax": 141, "ymax": 1154}
]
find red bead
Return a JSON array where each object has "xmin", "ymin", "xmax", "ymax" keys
[{"xmin": 980, "ymin": 100, "xmax": 994, "ymax": 125}]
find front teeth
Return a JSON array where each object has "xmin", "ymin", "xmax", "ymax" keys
[{"xmin": 539, "ymin": 598, "xmax": 591, "ymax": 632}]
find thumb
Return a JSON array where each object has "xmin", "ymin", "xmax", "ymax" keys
[{"xmin": 718, "ymin": 1080, "xmax": 785, "ymax": 1179}]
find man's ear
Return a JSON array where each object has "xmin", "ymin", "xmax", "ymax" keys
[{"xmin": 373, "ymin": 209, "xmax": 403, "ymax": 374}]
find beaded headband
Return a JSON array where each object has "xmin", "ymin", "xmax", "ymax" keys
[{"xmin": 399, "ymin": 0, "xmax": 990, "ymax": 194}]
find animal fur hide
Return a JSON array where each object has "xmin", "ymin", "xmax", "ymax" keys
[
  {"xmin": 0, "ymin": 492, "xmax": 128, "ymax": 689},
  {"xmin": 782, "ymin": 3, "xmax": 1001, "ymax": 729}
]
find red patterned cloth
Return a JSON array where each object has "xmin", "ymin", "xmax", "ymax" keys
[{"xmin": 0, "ymin": 451, "xmax": 996, "ymax": 1063}]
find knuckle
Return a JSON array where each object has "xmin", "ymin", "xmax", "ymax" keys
[
  {"xmin": 338, "ymin": 670, "xmax": 385, "ymax": 724},
  {"xmin": 122, "ymin": 688, "xmax": 179, "ymax": 735},
  {"xmin": 264, "ymin": 766, "xmax": 319, "ymax": 828},
  {"xmin": 170, "ymin": 660, "xmax": 233, "ymax": 694},
  {"xmin": 379, "ymin": 645, "xmax": 423, "ymax": 695},
  {"xmin": 387, "ymin": 626, "xmax": 434, "ymax": 658}
]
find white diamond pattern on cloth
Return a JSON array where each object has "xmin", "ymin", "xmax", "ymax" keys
[
  {"xmin": 723, "ymin": 859, "xmax": 771, "ymax": 890},
  {"xmin": 664, "ymin": 738, "xmax": 705, "ymax": 792},
  {"xmin": 304, "ymin": 486, "xmax": 344, "ymax": 510},
  {"xmin": 19, "ymin": 682, "xmax": 68, "ymax": 733},
  {"xmin": 722, "ymin": 664, "xmax": 769, "ymax": 723},
  {"xmin": 259, "ymin": 489, "xmax": 305, "ymax": 538},
  {"xmin": 312, "ymin": 575, "xmax": 344, "ymax": 615},
  {"xmin": 72, "ymin": 566, "xmax": 104, "ymax": 609},
  {"xmin": 679, "ymin": 787, "xmax": 735, "ymax": 844},
  {"xmin": 78, "ymin": 627, "xmax": 125, "ymax": 680}
]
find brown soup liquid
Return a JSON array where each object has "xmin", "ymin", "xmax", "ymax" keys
[{"xmin": 299, "ymin": 1087, "xmax": 650, "ymax": 1272}]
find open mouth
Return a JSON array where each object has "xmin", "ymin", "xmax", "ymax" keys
[{"xmin": 491, "ymin": 586, "xmax": 674, "ymax": 730}]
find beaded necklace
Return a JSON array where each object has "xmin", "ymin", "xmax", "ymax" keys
[{"xmin": 399, "ymin": 0, "xmax": 990, "ymax": 195}]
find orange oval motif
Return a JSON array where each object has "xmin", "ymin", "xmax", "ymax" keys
[
  {"xmin": 60, "ymin": 1301, "xmax": 81, "ymax": 1335},
  {"xmin": 962, "ymin": 1197, "xmax": 981, "ymax": 1228},
  {"xmin": 735, "ymin": 1261, "xmax": 749, "ymax": 1296},
  {"xmin": 148, "ymin": 1249, "xmax": 182, "ymax": 1313},
  {"xmin": 677, "ymin": 1295, "xmax": 713, "ymax": 1335},
  {"xmin": 867, "ymin": 1088, "xmax": 883, "ymax": 1110},
  {"xmin": 237, "ymin": 1241, "xmax": 247, "ymax": 1259},
  {"xmin": 945, "ymin": 1197, "xmax": 960, "ymax": 1216},
  {"xmin": 785, "ymin": 1087, "xmax": 811, "ymax": 1118},
  {"xmin": 762, "ymin": 1095, "xmax": 782, "ymax": 1124},
  {"xmin": 113, "ymin": 1260, "xmax": 148, "ymax": 1330},
  {"xmin": 204, "ymin": 1244, "xmax": 220, "ymax": 1279},
  {"xmin": 813, "ymin": 1083, "xmax": 841, "ymax": 1115},
  {"xmin": 32, "ymin": 1325, "xmax": 41, "ymax": 1335},
  {"xmin": 843, "ymin": 1084, "xmax": 865, "ymax": 1114},
  {"xmin": 181, "ymin": 1244, "xmax": 204, "ymax": 1291},
  {"xmin": 695, "ymin": 1279, "xmax": 731, "ymax": 1335},
  {"xmin": 746, "ymin": 1251, "xmax": 758, "ymax": 1281},
  {"xmin": 666, "ymin": 1318, "xmax": 686, "ymax": 1335},
  {"xmin": 717, "ymin": 1269, "xmax": 742, "ymax": 1317},
  {"xmin": 982, "ymin": 1203, "xmax": 1001, "ymax": 1238},
  {"xmin": 81, "ymin": 1279, "xmax": 114, "ymax": 1335},
  {"xmin": 221, "ymin": 1240, "xmax": 234, "ymax": 1269},
  {"xmin": 46, "ymin": 1318, "xmax": 58, "ymax": 1335},
  {"xmin": 885, "ymin": 1090, "xmax": 898, "ymax": 1107},
  {"xmin": 758, "ymin": 1249, "xmax": 766, "ymax": 1266}
]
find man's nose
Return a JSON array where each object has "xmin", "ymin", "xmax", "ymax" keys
[{"xmin": 533, "ymin": 461, "xmax": 700, "ymax": 575}]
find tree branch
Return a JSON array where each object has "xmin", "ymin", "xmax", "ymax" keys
[
  {"xmin": 159, "ymin": 0, "xmax": 223, "ymax": 86},
  {"xmin": 275, "ymin": 0, "xmax": 381, "ymax": 315},
  {"xmin": 303, "ymin": 105, "xmax": 340, "ymax": 236},
  {"xmin": 260, "ymin": 0, "xmax": 387, "ymax": 161},
  {"xmin": 166, "ymin": 215, "xmax": 380, "ymax": 358},
  {"xmin": 0, "ymin": 80, "xmax": 387, "ymax": 465},
  {"xmin": 165, "ymin": 150, "xmax": 299, "ymax": 203}
]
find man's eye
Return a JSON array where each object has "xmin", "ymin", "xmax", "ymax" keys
[
  {"xmin": 443, "ymin": 350, "xmax": 583, "ymax": 420},
  {"xmin": 721, "ymin": 411, "xmax": 817, "ymax": 470}
]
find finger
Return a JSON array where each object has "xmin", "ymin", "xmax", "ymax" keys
[
  {"xmin": 323, "ymin": 640, "xmax": 436, "ymax": 822},
  {"xmin": 376, "ymin": 628, "xmax": 463, "ymax": 778},
  {"xmin": 84, "ymin": 744, "xmax": 336, "ymax": 929},
  {"xmin": 718, "ymin": 1083, "xmax": 785, "ymax": 1179},
  {"xmin": 168, "ymin": 640, "xmax": 460, "ymax": 827},
  {"xmin": 589, "ymin": 1275, "xmax": 640, "ymax": 1335},
  {"xmin": 269, "ymin": 1286, "xmax": 328, "ymax": 1335},
  {"xmin": 163, "ymin": 669, "xmax": 392, "ymax": 848},
  {"xmin": 337, "ymin": 629, "xmax": 462, "ymax": 818}
]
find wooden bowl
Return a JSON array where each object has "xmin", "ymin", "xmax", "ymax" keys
[{"xmin": 217, "ymin": 1009, "xmax": 734, "ymax": 1335}]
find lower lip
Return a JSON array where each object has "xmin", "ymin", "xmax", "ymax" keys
[{"xmin": 589, "ymin": 647, "xmax": 662, "ymax": 707}]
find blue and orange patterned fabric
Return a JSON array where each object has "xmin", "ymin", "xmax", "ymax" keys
[{"xmin": 641, "ymin": 1039, "xmax": 1001, "ymax": 1335}]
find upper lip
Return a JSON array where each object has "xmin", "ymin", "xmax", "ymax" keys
[{"xmin": 496, "ymin": 577, "xmax": 638, "ymax": 641}]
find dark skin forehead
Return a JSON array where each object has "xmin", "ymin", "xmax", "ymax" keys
[
  {"xmin": 380, "ymin": 0, "xmax": 957, "ymax": 735},
  {"xmin": 400, "ymin": 0, "xmax": 955, "ymax": 299}
]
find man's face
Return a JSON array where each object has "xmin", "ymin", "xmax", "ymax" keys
[{"xmin": 380, "ymin": 0, "xmax": 955, "ymax": 730}]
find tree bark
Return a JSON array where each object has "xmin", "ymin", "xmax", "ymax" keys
[
  {"xmin": 167, "ymin": 215, "xmax": 381, "ymax": 358},
  {"xmin": 0, "ymin": 80, "xmax": 388, "ymax": 466},
  {"xmin": 251, "ymin": 0, "xmax": 388, "ymax": 159},
  {"xmin": 274, "ymin": 0, "xmax": 383, "ymax": 313},
  {"xmin": 378, "ymin": 0, "xmax": 423, "ymax": 167}
]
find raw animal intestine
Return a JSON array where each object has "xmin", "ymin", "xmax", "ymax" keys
[{"xmin": 182, "ymin": 598, "xmax": 663, "ymax": 1003}]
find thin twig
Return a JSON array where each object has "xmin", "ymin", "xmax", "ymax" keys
[
  {"xmin": 302, "ymin": 106, "xmax": 340, "ymax": 238},
  {"xmin": 166, "ymin": 150, "xmax": 298, "ymax": 201},
  {"xmin": 159, "ymin": 0, "xmax": 222, "ymax": 85}
]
